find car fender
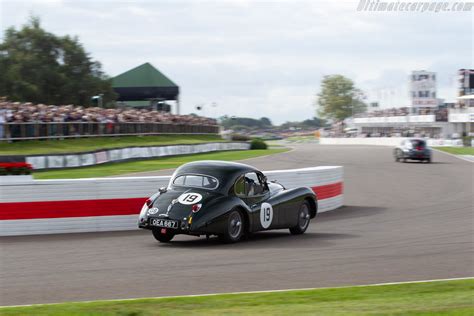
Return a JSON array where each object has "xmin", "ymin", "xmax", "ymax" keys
[
  {"xmin": 190, "ymin": 196, "xmax": 251, "ymax": 234},
  {"xmin": 276, "ymin": 187, "xmax": 318, "ymax": 222}
]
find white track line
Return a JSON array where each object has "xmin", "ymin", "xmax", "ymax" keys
[
  {"xmin": 433, "ymin": 148, "xmax": 474, "ymax": 163},
  {"xmin": 2, "ymin": 276, "xmax": 472, "ymax": 308}
]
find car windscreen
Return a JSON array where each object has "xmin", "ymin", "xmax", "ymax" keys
[{"xmin": 172, "ymin": 174, "xmax": 219, "ymax": 190}]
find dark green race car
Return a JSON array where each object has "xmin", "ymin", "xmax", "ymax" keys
[{"xmin": 139, "ymin": 161, "xmax": 318, "ymax": 243}]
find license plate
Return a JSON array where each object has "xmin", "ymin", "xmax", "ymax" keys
[{"xmin": 149, "ymin": 218, "xmax": 178, "ymax": 229}]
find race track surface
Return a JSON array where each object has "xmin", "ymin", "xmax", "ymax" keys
[{"xmin": 1, "ymin": 144, "xmax": 473, "ymax": 306}]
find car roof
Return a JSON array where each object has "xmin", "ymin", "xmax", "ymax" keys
[
  {"xmin": 175, "ymin": 160, "xmax": 258, "ymax": 175},
  {"xmin": 172, "ymin": 161, "xmax": 260, "ymax": 193}
]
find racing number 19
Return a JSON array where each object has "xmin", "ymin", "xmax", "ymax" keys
[
  {"xmin": 182, "ymin": 193, "xmax": 199, "ymax": 203},
  {"xmin": 264, "ymin": 207, "xmax": 271, "ymax": 221}
]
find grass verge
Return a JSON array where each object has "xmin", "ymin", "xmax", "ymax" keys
[
  {"xmin": 434, "ymin": 147, "xmax": 474, "ymax": 155},
  {"xmin": 0, "ymin": 135, "xmax": 224, "ymax": 156},
  {"xmin": 1, "ymin": 279, "xmax": 473, "ymax": 315},
  {"xmin": 34, "ymin": 148, "xmax": 289, "ymax": 179}
]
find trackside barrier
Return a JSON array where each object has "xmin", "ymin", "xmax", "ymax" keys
[
  {"xmin": 319, "ymin": 137, "xmax": 463, "ymax": 147},
  {"xmin": 0, "ymin": 166, "xmax": 343, "ymax": 236},
  {"xmin": 24, "ymin": 142, "xmax": 250, "ymax": 170}
]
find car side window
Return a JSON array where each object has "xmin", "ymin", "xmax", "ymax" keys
[
  {"xmin": 235, "ymin": 172, "xmax": 268, "ymax": 198},
  {"xmin": 234, "ymin": 176, "xmax": 246, "ymax": 197}
]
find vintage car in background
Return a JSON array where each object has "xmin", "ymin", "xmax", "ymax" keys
[{"xmin": 394, "ymin": 138, "xmax": 432, "ymax": 163}]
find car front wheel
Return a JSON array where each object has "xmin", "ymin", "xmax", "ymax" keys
[
  {"xmin": 290, "ymin": 201, "xmax": 311, "ymax": 235},
  {"xmin": 219, "ymin": 210, "xmax": 244, "ymax": 243},
  {"xmin": 152, "ymin": 229, "xmax": 175, "ymax": 243}
]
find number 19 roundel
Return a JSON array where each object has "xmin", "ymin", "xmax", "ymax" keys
[
  {"xmin": 260, "ymin": 202, "xmax": 273, "ymax": 229},
  {"xmin": 178, "ymin": 193, "xmax": 203, "ymax": 205}
]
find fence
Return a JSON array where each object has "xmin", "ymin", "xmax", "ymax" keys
[{"xmin": 0, "ymin": 122, "xmax": 219, "ymax": 141}]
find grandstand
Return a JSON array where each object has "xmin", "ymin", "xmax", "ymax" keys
[{"xmin": 0, "ymin": 98, "xmax": 218, "ymax": 141}]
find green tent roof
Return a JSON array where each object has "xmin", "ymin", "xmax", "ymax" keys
[{"xmin": 112, "ymin": 63, "xmax": 178, "ymax": 88}]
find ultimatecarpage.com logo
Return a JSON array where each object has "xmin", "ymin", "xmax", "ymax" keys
[{"xmin": 357, "ymin": 0, "xmax": 473, "ymax": 12}]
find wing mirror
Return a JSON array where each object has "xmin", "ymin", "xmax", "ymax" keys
[{"xmin": 159, "ymin": 187, "xmax": 167, "ymax": 194}]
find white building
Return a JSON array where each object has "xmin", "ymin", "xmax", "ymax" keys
[{"xmin": 410, "ymin": 70, "xmax": 438, "ymax": 108}]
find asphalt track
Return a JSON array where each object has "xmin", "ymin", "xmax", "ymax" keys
[{"xmin": 1, "ymin": 144, "xmax": 473, "ymax": 306}]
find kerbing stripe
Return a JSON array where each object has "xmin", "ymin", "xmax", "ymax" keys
[{"xmin": 0, "ymin": 182, "xmax": 343, "ymax": 220}]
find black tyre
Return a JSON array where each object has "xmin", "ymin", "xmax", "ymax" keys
[
  {"xmin": 219, "ymin": 209, "xmax": 244, "ymax": 243},
  {"xmin": 152, "ymin": 229, "xmax": 175, "ymax": 243},
  {"xmin": 426, "ymin": 157, "xmax": 432, "ymax": 163},
  {"xmin": 394, "ymin": 150, "xmax": 401, "ymax": 162},
  {"xmin": 290, "ymin": 201, "xmax": 311, "ymax": 235}
]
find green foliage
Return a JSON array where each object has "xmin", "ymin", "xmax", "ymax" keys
[
  {"xmin": 0, "ymin": 16, "xmax": 116, "ymax": 105},
  {"xmin": 462, "ymin": 136, "xmax": 473, "ymax": 147},
  {"xmin": 220, "ymin": 116, "xmax": 273, "ymax": 130},
  {"xmin": 230, "ymin": 134, "xmax": 251, "ymax": 141},
  {"xmin": 250, "ymin": 138, "xmax": 268, "ymax": 150},
  {"xmin": 280, "ymin": 117, "xmax": 326, "ymax": 129},
  {"xmin": 316, "ymin": 75, "xmax": 367, "ymax": 120}
]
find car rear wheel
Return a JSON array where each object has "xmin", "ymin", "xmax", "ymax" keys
[
  {"xmin": 219, "ymin": 210, "xmax": 244, "ymax": 243},
  {"xmin": 152, "ymin": 229, "xmax": 175, "ymax": 243},
  {"xmin": 290, "ymin": 201, "xmax": 311, "ymax": 235},
  {"xmin": 394, "ymin": 150, "xmax": 401, "ymax": 162}
]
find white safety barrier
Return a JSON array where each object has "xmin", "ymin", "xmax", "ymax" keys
[
  {"xmin": 0, "ymin": 166, "xmax": 343, "ymax": 236},
  {"xmin": 320, "ymin": 137, "xmax": 463, "ymax": 147},
  {"xmin": 25, "ymin": 142, "xmax": 250, "ymax": 170}
]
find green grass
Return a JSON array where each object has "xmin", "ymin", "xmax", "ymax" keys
[
  {"xmin": 1, "ymin": 279, "xmax": 472, "ymax": 315},
  {"xmin": 434, "ymin": 147, "xmax": 474, "ymax": 155},
  {"xmin": 0, "ymin": 135, "xmax": 225, "ymax": 156},
  {"xmin": 34, "ymin": 148, "xmax": 289, "ymax": 179}
]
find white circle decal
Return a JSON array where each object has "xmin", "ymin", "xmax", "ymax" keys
[
  {"xmin": 178, "ymin": 193, "xmax": 203, "ymax": 205},
  {"xmin": 260, "ymin": 202, "xmax": 273, "ymax": 229},
  {"xmin": 147, "ymin": 207, "xmax": 159, "ymax": 215}
]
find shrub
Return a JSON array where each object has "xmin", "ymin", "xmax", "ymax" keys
[
  {"xmin": 231, "ymin": 134, "xmax": 251, "ymax": 141},
  {"xmin": 250, "ymin": 138, "xmax": 268, "ymax": 150},
  {"xmin": 462, "ymin": 136, "xmax": 473, "ymax": 147}
]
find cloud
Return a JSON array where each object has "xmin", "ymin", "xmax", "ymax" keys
[{"xmin": 0, "ymin": 0, "xmax": 471, "ymax": 123}]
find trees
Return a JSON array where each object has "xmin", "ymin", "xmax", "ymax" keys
[
  {"xmin": 219, "ymin": 116, "xmax": 273, "ymax": 130},
  {"xmin": 280, "ymin": 117, "xmax": 326, "ymax": 130},
  {"xmin": 0, "ymin": 16, "xmax": 115, "ymax": 106},
  {"xmin": 316, "ymin": 75, "xmax": 367, "ymax": 121}
]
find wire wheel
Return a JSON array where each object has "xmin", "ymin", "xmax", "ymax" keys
[
  {"xmin": 298, "ymin": 203, "xmax": 310, "ymax": 231},
  {"xmin": 220, "ymin": 210, "xmax": 244, "ymax": 243},
  {"xmin": 290, "ymin": 201, "xmax": 311, "ymax": 235},
  {"xmin": 228, "ymin": 211, "xmax": 243, "ymax": 239}
]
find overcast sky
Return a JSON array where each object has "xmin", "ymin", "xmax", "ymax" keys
[{"xmin": 1, "ymin": 0, "xmax": 472, "ymax": 123}]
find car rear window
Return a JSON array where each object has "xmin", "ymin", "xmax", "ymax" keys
[
  {"xmin": 172, "ymin": 174, "xmax": 219, "ymax": 189},
  {"xmin": 410, "ymin": 140, "xmax": 426, "ymax": 148}
]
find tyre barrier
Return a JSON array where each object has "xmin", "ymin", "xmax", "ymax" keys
[{"xmin": 0, "ymin": 166, "xmax": 343, "ymax": 236}]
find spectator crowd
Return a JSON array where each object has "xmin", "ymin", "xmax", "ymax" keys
[{"xmin": 0, "ymin": 98, "xmax": 217, "ymax": 126}]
